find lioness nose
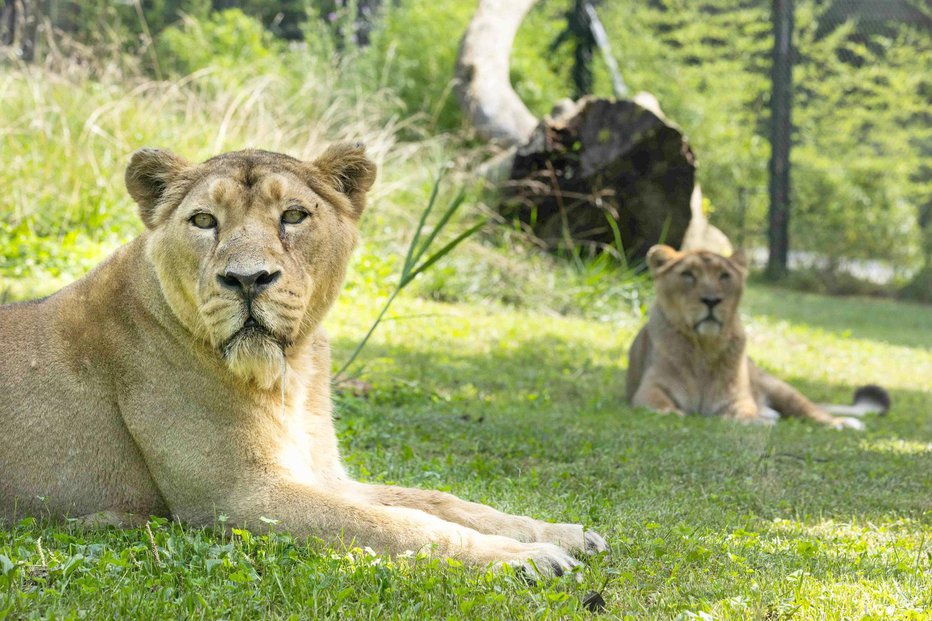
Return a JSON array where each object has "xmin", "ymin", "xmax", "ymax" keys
[
  {"xmin": 217, "ymin": 269, "xmax": 281, "ymax": 297},
  {"xmin": 701, "ymin": 296, "xmax": 722, "ymax": 309}
]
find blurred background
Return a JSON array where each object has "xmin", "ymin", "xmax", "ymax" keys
[{"xmin": 1, "ymin": 0, "xmax": 929, "ymax": 306}]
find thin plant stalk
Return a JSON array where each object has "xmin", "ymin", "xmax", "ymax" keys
[{"xmin": 335, "ymin": 171, "xmax": 484, "ymax": 380}]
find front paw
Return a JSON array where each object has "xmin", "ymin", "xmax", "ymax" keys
[
  {"xmin": 538, "ymin": 523, "xmax": 609, "ymax": 556},
  {"xmin": 830, "ymin": 416, "xmax": 865, "ymax": 431},
  {"xmin": 478, "ymin": 536, "xmax": 580, "ymax": 578},
  {"xmin": 583, "ymin": 529, "xmax": 609, "ymax": 554}
]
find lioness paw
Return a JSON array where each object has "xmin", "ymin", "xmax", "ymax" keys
[
  {"xmin": 535, "ymin": 523, "xmax": 608, "ymax": 556},
  {"xmin": 831, "ymin": 416, "xmax": 866, "ymax": 431},
  {"xmin": 584, "ymin": 530, "xmax": 609, "ymax": 554},
  {"xmin": 536, "ymin": 523, "xmax": 585, "ymax": 551},
  {"xmin": 473, "ymin": 535, "xmax": 579, "ymax": 579},
  {"xmin": 495, "ymin": 542, "xmax": 580, "ymax": 579}
]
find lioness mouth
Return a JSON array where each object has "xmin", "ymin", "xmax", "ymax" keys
[{"xmin": 694, "ymin": 316, "xmax": 722, "ymax": 331}]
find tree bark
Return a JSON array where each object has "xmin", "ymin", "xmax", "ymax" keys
[
  {"xmin": 502, "ymin": 97, "xmax": 704, "ymax": 258},
  {"xmin": 454, "ymin": 0, "xmax": 538, "ymax": 146}
]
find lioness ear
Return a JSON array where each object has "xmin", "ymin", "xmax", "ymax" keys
[
  {"xmin": 125, "ymin": 148, "xmax": 190, "ymax": 228},
  {"xmin": 646, "ymin": 244, "xmax": 680, "ymax": 275},
  {"xmin": 729, "ymin": 248, "xmax": 748, "ymax": 270},
  {"xmin": 310, "ymin": 142, "xmax": 377, "ymax": 219}
]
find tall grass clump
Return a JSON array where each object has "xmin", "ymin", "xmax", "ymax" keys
[
  {"xmin": 1, "ymin": 10, "xmax": 646, "ymax": 319},
  {"xmin": 336, "ymin": 169, "xmax": 486, "ymax": 379},
  {"xmin": 0, "ymin": 13, "xmax": 406, "ymax": 298}
]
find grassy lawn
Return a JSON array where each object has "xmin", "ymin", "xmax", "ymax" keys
[
  {"xmin": 2, "ymin": 49, "xmax": 930, "ymax": 619},
  {"xmin": 1, "ymin": 280, "xmax": 929, "ymax": 619}
]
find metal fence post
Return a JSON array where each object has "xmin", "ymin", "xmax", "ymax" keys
[{"xmin": 767, "ymin": 0, "xmax": 793, "ymax": 278}]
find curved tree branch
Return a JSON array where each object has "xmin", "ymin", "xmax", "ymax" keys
[{"xmin": 454, "ymin": 0, "xmax": 538, "ymax": 146}]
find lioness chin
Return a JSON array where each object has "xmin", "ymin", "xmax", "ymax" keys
[
  {"xmin": 0, "ymin": 144, "xmax": 606, "ymax": 576},
  {"xmin": 626, "ymin": 244, "xmax": 890, "ymax": 429}
]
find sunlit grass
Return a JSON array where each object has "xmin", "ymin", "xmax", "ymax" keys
[
  {"xmin": 858, "ymin": 438, "xmax": 932, "ymax": 456},
  {"xmin": 2, "ymin": 53, "xmax": 930, "ymax": 619},
  {"xmin": 2, "ymin": 280, "xmax": 929, "ymax": 618}
]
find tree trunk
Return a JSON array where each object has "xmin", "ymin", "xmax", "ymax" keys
[
  {"xmin": 454, "ymin": 0, "xmax": 538, "ymax": 146},
  {"xmin": 1, "ymin": 0, "xmax": 17, "ymax": 46}
]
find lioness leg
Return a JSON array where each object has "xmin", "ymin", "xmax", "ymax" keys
[
  {"xmin": 753, "ymin": 371, "xmax": 863, "ymax": 430},
  {"xmin": 352, "ymin": 483, "xmax": 608, "ymax": 554},
  {"xmin": 722, "ymin": 397, "xmax": 769, "ymax": 425},
  {"xmin": 231, "ymin": 480, "xmax": 580, "ymax": 576},
  {"xmin": 631, "ymin": 382, "xmax": 684, "ymax": 416},
  {"xmin": 72, "ymin": 511, "xmax": 149, "ymax": 529}
]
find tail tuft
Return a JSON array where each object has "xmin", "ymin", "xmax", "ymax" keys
[{"xmin": 853, "ymin": 384, "xmax": 891, "ymax": 416}]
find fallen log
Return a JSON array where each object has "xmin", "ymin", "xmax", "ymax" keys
[{"xmin": 502, "ymin": 96, "xmax": 701, "ymax": 258}]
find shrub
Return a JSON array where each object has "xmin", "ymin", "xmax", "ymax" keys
[{"xmin": 156, "ymin": 9, "xmax": 283, "ymax": 76}]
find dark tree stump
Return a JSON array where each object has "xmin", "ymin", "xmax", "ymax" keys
[{"xmin": 501, "ymin": 96, "xmax": 698, "ymax": 259}]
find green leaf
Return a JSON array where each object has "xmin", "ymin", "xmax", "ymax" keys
[
  {"xmin": 401, "ymin": 220, "xmax": 486, "ymax": 287},
  {"xmin": 407, "ymin": 189, "xmax": 466, "ymax": 270},
  {"xmin": 401, "ymin": 168, "xmax": 447, "ymax": 280},
  {"xmin": 0, "ymin": 554, "xmax": 13, "ymax": 576}
]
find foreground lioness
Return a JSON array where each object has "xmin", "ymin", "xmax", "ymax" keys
[
  {"xmin": 626, "ymin": 245, "xmax": 889, "ymax": 429},
  {"xmin": 0, "ymin": 145, "xmax": 606, "ymax": 574}
]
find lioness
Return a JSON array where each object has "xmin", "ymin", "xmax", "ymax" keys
[
  {"xmin": 626, "ymin": 244, "xmax": 889, "ymax": 429},
  {"xmin": 0, "ymin": 145, "xmax": 606, "ymax": 575}
]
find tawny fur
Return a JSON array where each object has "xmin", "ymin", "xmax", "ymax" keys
[
  {"xmin": 626, "ymin": 245, "xmax": 879, "ymax": 430},
  {"xmin": 0, "ymin": 144, "xmax": 606, "ymax": 575}
]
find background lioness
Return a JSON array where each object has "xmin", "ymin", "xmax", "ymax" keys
[
  {"xmin": 0, "ymin": 144, "xmax": 606, "ymax": 575},
  {"xmin": 626, "ymin": 244, "xmax": 890, "ymax": 429}
]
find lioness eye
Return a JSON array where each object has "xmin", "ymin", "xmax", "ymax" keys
[
  {"xmin": 281, "ymin": 208, "xmax": 308, "ymax": 225},
  {"xmin": 681, "ymin": 270, "xmax": 696, "ymax": 283},
  {"xmin": 190, "ymin": 213, "xmax": 217, "ymax": 229},
  {"xmin": 720, "ymin": 272, "xmax": 731, "ymax": 281}
]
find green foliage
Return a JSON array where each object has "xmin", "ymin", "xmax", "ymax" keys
[
  {"xmin": 357, "ymin": 0, "xmax": 475, "ymax": 132},
  {"xmin": 213, "ymin": 0, "xmax": 309, "ymax": 40},
  {"xmin": 354, "ymin": 0, "xmax": 576, "ymax": 133},
  {"xmin": 15, "ymin": 0, "xmax": 927, "ymax": 281},
  {"xmin": 157, "ymin": 9, "xmax": 283, "ymax": 76},
  {"xmin": 596, "ymin": 0, "xmax": 928, "ymax": 275},
  {"xmin": 790, "ymin": 10, "xmax": 927, "ymax": 269},
  {"xmin": 49, "ymin": 0, "xmax": 210, "ymax": 51}
]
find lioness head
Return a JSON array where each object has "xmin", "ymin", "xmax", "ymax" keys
[
  {"xmin": 125, "ymin": 143, "xmax": 376, "ymax": 388},
  {"xmin": 646, "ymin": 244, "xmax": 748, "ymax": 338}
]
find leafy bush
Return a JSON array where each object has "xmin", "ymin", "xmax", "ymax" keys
[
  {"xmin": 596, "ymin": 0, "xmax": 927, "ymax": 277},
  {"xmin": 157, "ymin": 9, "xmax": 283, "ymax": 76}
]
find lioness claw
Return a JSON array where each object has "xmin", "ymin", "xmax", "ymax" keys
[{"xmin": 584, "ymin": 530, "xmax": 609, "ymax": 554}]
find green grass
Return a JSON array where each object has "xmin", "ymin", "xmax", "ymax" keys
[
  {"xmin": 1, "ymin": 281, "xmax": 930, "ymax": 619},
  {"xmin": 1, "ymin": 46, "xmax": 929, "ymax": 620}
]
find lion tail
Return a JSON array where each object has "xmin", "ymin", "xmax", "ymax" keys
[{"xmin": 820, "ymin": 384, "xmax": 891, "ymax": 417}]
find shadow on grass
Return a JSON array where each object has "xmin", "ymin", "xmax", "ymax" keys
[{"xmin": 329, "ymin": 332, "xmax": 932, "ymax": 530}]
